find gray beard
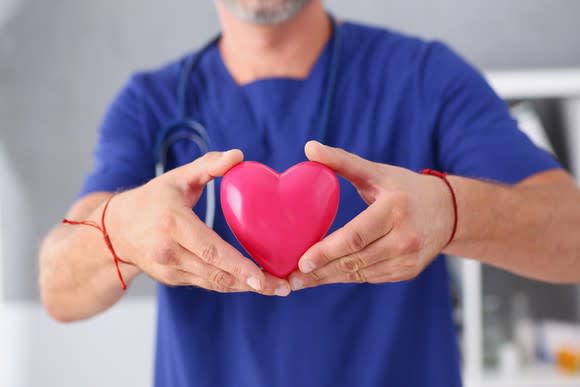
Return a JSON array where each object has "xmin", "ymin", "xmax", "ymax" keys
[{"xmin": 220, "ymin": 0, "xmax": 313, "ymax": 25}]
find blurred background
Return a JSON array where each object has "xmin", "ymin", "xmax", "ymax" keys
[{"xmin": 1, "ymin": 0, "xmax": 580, "ymax": 386}]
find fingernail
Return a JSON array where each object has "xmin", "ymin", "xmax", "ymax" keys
[
  {"xmin": 246, "ymin": 277, "xmax": 262, "ymax": 291},
  {"xmin": 300, "ymin": 260, "xmax": 316, "ymax": 273},
  {"xmin": 291, "ymin": 278, "xmax": 304, "ymax": 291},
  {"xmin": 275, "ymin": 285, "xmax": 290, "ymax": 297}
]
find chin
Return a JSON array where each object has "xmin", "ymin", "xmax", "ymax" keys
[{"xmin": 220, "ymin": 0, "xmax": 313, "ymax": 25}]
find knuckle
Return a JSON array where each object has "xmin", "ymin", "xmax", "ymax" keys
[
  {"xmin": 156, "ymin": 211, "xmax": 176, "ymax": 234},
  {"xmin": 153, "ymin": 242, "xmax": 176, "ymax": 266},
  {"xmin": 400, "ymin": 272, "xmax": 416, "ymax": 282},
  {"xmin": 412, "ymin": 263, "xmax": 423, "ymax": 277},
  {"xmin": 308, "ymin": 246, "xmax": 331, "ymax": 267},
  {"xmin": 209, "ymin": 270, "xmax": 233, "ymax": 292},
  {"xmin": 346, "ymin": 271, "xmax": 366, "ymax": 283},
  {"xmin": 229, "ymin": 264, "xmax": 244, "ymax": 279},
  {"xmin": 357, "ymin": 270, "xmax": 368, "ymax": 283},
  {"xmin": 318, "ymin": 247, "xmax": 333, "ymax": 266},
  {"xmin": 309, "ymin": 271, "xmax": 321, "ymax": 282},
  {"xmin": 392, "ymin": 191, "xmax": 411, "ymax": 209},
  {"xmin": 200, "ymin": 243, "xmax": 219, "ymax": 265},
  {"xmin": 200, "ymin": 151, "xmax": 220, "ymax": 163},
  {"xmin": 398, "ymin": 269, "xmax": 419, "ymax": 282},
  {"xmin": 390, "ymin": 192, "xmax": 411, "ymax": 225},
  {"xmin": 338, "ymin": 255, "xmax": 365, "ymax": 273},
  {"xmin": 396, "ymin": 264, "xmax": 418, "ymax": 281},
  {"xmin": 399, "ymin": 233, "xmax": 422, "ymax": 254},
  {"xmin": 345, "ymin": 229, "xmax": 366, "ymax": 253},
  {"xmin": 159, "ymin": 267, "xmax": 180, "ymax": 285}
]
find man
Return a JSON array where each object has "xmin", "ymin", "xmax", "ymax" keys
[{"xmin": 39, "ymin": 1, "xmax": 580, "ymax": 386}]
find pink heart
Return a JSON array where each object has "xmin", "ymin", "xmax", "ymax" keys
[{"xmin": 220, "ymin": 161, "xmax": 340, "ymax": 278}]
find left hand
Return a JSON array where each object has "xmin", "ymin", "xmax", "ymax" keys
[{"xmin": 289, "ymin": 141, "xmax": 456, "ymax": 291}]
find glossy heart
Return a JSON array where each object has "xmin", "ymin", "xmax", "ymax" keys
[{"xmin": 220, "ymin": 161, "xmax": 340, "ymax": 278}]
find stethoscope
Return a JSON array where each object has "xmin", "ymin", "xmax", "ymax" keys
[{"xmin": 153, "ymin": 15, "xmax": 342, "ymax": 229}]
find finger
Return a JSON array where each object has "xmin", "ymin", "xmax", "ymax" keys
[
  {"xmin": 187, "ymin": 269, "xmax": 248, "ymax": 293},
  {"xmin": 172, "ymin": 210, "xmax": 267, "ymax": 292},
  {"xmin": 151, "ymin": 246, "xmax": 251, "ymax": 292},
  {"xmin": 290, "ymin": 255, "xmax": 416, "ymax": 290},
  {"xmin": 166, "ymin": 244, "xmax": 250, "ymax": 291},
  {"xmin": 304, "ymin": 141, "xmax": 377, "ymax": 187},
  {"xmin": 160, "ymin": 216, "xmax": 291, "ymax": 296},
  {"xmin": 294, "ymin": 228, "xmax": 422, "ymax": 288},
  {"xmin": 262, "ymin": 272, "xmax": 292, "ymax": 297},
  {"xmin": 289, "ymin": 262, "xmax": 368, "ymax": 290},
  {"xmin": 158, "ymin": 261, "xmax": 288, "ymax": 295},
  {"xmin": 192, "ymin": 277, "xmax": 250, "ymax": 293},
  {"xmin": 296, "ymin": 232, "xmax": 403, "ymax": 280},
  {"xmin": 358, "ymin": 255, "xmax": 420, "ymax": 283},
  {"xmin": 173, "ymin": 244, "xmax": 291, "ymax": 296},
  {"xmin": 298, "ymin": 199, "xmax": 393, "ymax": 273},
  {"xmin": 153, "ymin": 264, "xmax": 199, "ymax": 287},
  {"xmin": 170, "ymin": 149, "xmax": 244, "ymax": 187},
  {"xmin": 156, "ymin": 267, "xmax": 248, "ymax": 293}
]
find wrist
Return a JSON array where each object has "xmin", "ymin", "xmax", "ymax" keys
[
  {"xmin": 421, "ymin": 169, "xmax": 458, "ymax": 250},
  {"xmin": 443, "ymin": 176, "xmax": 461, "ymax": 250},
  {"xmin": 443, "ymin": 176, "xmax": 499, "ymax": 253},
  {"xmin": 61, "ymin": 191, "xmax": 141, "ymax": 291},
  {"xmin": 98, "ymin": 191, "xmax": 142, "ymax": 279}
]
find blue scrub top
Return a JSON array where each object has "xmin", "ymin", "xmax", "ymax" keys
[{"xmin": 81, "ymin": 21, "xmax": 559, "ymax": 387}]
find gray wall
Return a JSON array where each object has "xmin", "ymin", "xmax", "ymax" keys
[{"xmin": 2, "ymin": 0, "xmax": 580, "ymax": 301}]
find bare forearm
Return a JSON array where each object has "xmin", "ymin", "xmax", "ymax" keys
[
  {"xmin": 446, "ymin": 171, "xmax": 580, "ymax": 283},
  {"xmin": 39, "ymin": 151, "xmax": 290, "ymax": 322},
  {"xmin": 39, "ymin": 193, "xmax": 140, "ymax": 322}
]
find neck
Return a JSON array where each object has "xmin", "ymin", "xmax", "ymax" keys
[{"xmin": 216, "ymin": 0, "xmax": 331, "ymax": 85}]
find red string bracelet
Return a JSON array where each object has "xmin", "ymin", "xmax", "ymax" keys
[
  {"xmin": 421, "ymin": 169, "xmax": 458, "ymax": 248},
  {"xmin": 62, "ymin": 195, "xmax": 131, "ymax": 290}
]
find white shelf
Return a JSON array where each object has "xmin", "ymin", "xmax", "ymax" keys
[
  {"xmin": 466, "ymin": 365, "xmax": 580, "ymax": 387},
  {"xmin": 485, "ymin": 68, "xmax": 580, "ymax": 100}
]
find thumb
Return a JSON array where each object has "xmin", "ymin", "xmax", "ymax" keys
[
  {"xmin": 173, "ymin": 149, "xmax": 244, "ymax": 187},
  {"xmin": 305, "ymin": 141, "xmax": 375, "ymax": 186}
]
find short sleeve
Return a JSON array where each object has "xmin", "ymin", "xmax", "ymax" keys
[
  {"xmin": 80, "ymin": 74, "xmax": 155, "ymax": 197},
  {"xmin": 426, "ymin": 42, "xmax": 561, "ymax": 184}
]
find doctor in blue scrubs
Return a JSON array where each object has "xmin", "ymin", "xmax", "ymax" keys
[{"xmin": 39, "ymin": 1, "xmax": 580, "ymax": 386}]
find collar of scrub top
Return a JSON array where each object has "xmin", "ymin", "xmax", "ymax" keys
[{"xmin": 152, "ymin": 13, "xmax": 342, "ymax": 229}]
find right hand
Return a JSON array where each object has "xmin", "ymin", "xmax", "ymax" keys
[{"xmin": 107, "ymin": 150, "xmax": 291, "ymax": 296}]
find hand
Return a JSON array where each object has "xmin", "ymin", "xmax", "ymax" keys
[
  {"xmin": 108, "ymin": 150, "xmax": 291, "ymax": 296},
  {"xmin": 289, "ymin": 141, "xmax": 455, "ymax": 290}
]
